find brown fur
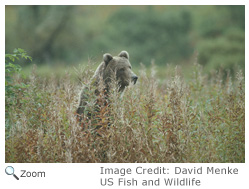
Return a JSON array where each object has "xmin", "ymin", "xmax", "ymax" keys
[{"xmin": 76, "ymin": 51, "xmax": 138, "ymax": 119}]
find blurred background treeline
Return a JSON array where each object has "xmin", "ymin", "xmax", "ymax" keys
[{"xmin": 5, "ymin": 5, "xmax": 245, "ymax": 76}]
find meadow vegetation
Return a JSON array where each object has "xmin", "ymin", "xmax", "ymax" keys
[{"xmin": 5, "ymin": 50, "xmax": 245, "ymax": 163}]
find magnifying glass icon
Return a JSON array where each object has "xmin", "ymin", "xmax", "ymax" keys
[{"xmin": 5, "ymin": 166, "xmax": 19, "ymax": 180}]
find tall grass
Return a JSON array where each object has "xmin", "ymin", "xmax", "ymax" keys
[{"xmin": 5, "ymin": 62, "xmax": 245, "ymax": 163}]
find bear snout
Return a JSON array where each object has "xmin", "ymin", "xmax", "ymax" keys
[{"xmin": 132, "ymin": 75, "xmax": 138, "ymax": 84}]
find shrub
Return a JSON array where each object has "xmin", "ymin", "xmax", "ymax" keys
[{"xmin": 5, "ymin": 48, "xmax": 32, "ymax": 121}]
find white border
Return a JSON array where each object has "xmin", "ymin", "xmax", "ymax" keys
[{"xmin": 1, "ymin": 1, "xmax": 248, "ymax": 189}]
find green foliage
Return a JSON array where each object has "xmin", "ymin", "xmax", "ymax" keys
[
  {"xmin": 198, "ymin": 28, "xmax": 245, "ymax": 72},
  {"xmin": 92, "ymin": 7, "xmax": 193, "ymax": 65},
  {"xmin": 194, "ymin": 6, "xmax": 245, "ymax": 73},
  {"xmin": 5, "ymin": 48, "xmax": 32, "ymax": 120},
  {"xmin": 196, "ymin": 6, "xmax": 245, "ymax": 38},
  {"xmin": 5, "ymin": 6, "xmax": 245, "ymax": 73}
]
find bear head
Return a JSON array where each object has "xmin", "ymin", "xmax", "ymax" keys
[{"xmin": 102, "ymin": 51, "xmax": 138, "ymax": 92}]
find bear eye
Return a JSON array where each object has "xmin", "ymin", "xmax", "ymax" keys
[
  {"xmin": 120, "ymin": 68, "xmax": 125, "ymax": 72},
  {"xmin": 129, "ymin": 66, "xmax": 132, "ymax": 69}
]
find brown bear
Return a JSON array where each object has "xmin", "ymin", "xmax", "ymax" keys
[{"xmin": 76, "ymin": 50, "xmax": 138, "ymax": 122}]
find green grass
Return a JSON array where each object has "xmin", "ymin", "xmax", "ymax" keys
[
  {"xmin": 20, "ymin": 61, "xmax": 198, "ymax": 83},
  {"xmin": 5, "ymin": 62, "xmax": 245, "ymax": 163}
]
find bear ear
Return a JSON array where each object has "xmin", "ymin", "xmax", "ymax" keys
[
  {"xmin": 103, "ymin": 53, "xmax": 113, "ymax": 66},
  {"xmin": 118, "ymin": 51, "xmax": 129, "ymax": 59}
]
